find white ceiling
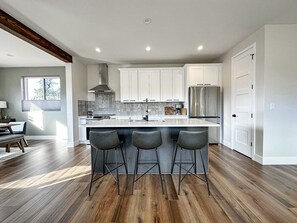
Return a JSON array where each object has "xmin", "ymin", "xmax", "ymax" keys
[
  {"xmin": 1, "ymin": 0, "xmax": 297, "ymax": 65},
  {"xmin": 0, "ymin": 29, "xmax": 65, "ymax": 67}
]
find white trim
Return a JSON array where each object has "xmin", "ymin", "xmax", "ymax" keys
[
  {"xmin": 231, "ymin": 43, "xmax": 256, "ymax": 158},
  {"xmin": 222, "ymin": 140, "xmax": 232, "ymax": 149},
  {"xmin": 26, "ymin": 135, "xmax": 56, "ymax": 140},
  {"xmin": 253, "ymin": 154, "xmax": 263, "ymax": 164},
  {"xmin": 67, "ymin": 140, "xmax": 80, "ymax": 148},
  {"xmin": 262, "ymin": 157, "xmax": 297, "ymax": 165}
]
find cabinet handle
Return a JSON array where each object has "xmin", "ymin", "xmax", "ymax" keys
[
  {"xmin": 197, "ymin": 84, "xmax": 203, "ymax": 85},
  {"xmin": 149, "ymin": 100, "xmax": 156, "ymax": 102},
  {"xmin": 130, "ymin": 100, "xmax": 136, "ymax": 101},
  {"xmin": 123, "ymin": 100, "xmax": 129, "ymax": 102},
  {"xmin": 204, "ymin": 84, "xmax": 211, "ymax": 85},
  {"xmin": 166, "ymin": 99, "xmax": 172, "ymax": 101},
  {"xmin": 173, "ymin": 99, "xmax": 179, "ymax": 101}
]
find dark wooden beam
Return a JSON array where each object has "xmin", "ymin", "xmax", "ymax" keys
[{"xmin": 0, "ymin": 9, "xmax": 72, "ymax": 63}]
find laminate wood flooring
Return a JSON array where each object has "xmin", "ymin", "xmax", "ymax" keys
[{"xmin": 0, "ymin": 140, "xmax": 296, "ymax": 223}]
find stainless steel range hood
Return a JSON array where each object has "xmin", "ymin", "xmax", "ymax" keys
[{"xmin": 88, "ymin": 64, "xmax": 114, "ymax": 93}]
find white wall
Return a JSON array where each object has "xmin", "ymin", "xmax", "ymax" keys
[
  {"xmin": 0, "ymin": 66, "xmax": 67, "ymax": 137},
  {"xmin": 220, "ymin": 24, "xmax": 297, "ymax": 164},
  {"xmin": 66, "ymin": 57, "xmax": 87, "ymax": 147},
  {"xmin": 263, "ymin": 25, "xmax": 297, "ymax": 161},
  {"xmin": 219, "ymin": 27, "xmax": 265, "ymax": 156}
]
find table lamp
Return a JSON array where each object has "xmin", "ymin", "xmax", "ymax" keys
[{"xmin": 0, "ymin": 101, "xmax": 7, "ymax": 119}]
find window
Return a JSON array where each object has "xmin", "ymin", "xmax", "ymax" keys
[
  {"xmin": 24, "ymin": 77, "xmax": 60, "ymax": 100},
  {"xmin": 22, "ymin": 76, "xmax": 61, "ymax": 111}
]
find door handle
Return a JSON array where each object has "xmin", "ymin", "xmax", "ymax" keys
[{"xmin": 232, "ymin": 114, "xmax": 237, "ymax": 117}]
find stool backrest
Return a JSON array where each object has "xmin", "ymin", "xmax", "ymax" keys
[
  {"xmin": 89, "ymin": 131, "xmax": 120, "ymax": 150},
  {"xmin": 132, "ymin": 130, "xmax": 162, "ymax": 149},
  {"xmin": 177, "ymin": 131, "xmax": 207, "ymax": 150}
]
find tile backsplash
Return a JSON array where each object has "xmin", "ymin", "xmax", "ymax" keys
[{"xmin": 78, "ymin": 93, "xmax": 183, "ymax": 116}]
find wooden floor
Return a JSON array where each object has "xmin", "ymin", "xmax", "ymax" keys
[{"xmin": 0, "ymin": 141, "xmax": 296, "ymax": 223}]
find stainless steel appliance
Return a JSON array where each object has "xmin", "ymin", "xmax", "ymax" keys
[{"xmin": 189, "ymin": 86, "xmax": 221, "ymax": 144}]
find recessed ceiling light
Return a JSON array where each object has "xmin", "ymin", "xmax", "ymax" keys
[
  {"xmin": 95, "ymin": 48, "xmax": 101, "ymax": 53},
  {"xmin": 197, "ymin": 45, "xmax": 203, "ymax": 51},
  {"xmin": 144, "ymin": 18, "xmax": 152, "ymax": 24},
  {"xmin": 145, "ymin": 46, "xmax": 151, "ymax": 52}
]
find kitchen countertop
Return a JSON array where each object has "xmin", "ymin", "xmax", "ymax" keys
[{"xmin": 81, "ymin": 118, "xmax": 219, "ymax": 128}]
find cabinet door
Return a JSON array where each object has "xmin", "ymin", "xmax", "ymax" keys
[
  {"xmin": 161, "ymin": 70, "xmax": 173, "ymax": 101},
  {"xmin": 120, "ymin": 70, "xmax": 130, "ymax": 102},
  {"xmin": 138, "ymin": 70, "xmax": 150, "ymax": 102},
  {"xmin": 149, "ymin": 70, "xmax": 161, "ymax": 101},
  {"xmin": 188, "ymin": 66, "xmax": 204, "ymax": 85},
  {"xmin": 130, "ymin": 70, "xmax": 138, "ymax": 101},
  {"xmin": 172, "ymin": 69, "xmax": 184, "ymax": 101},
  {"xmin": 204, "ymin": 66, "xmax": 219, "ymax": 85}
]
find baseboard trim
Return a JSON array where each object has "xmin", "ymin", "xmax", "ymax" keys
[
  {"xmin": 222, "ymin": 140, "xmax": 231, "ymax": 149},
  {"xmin": 253, "ymin": 154, "xmax": 263, "ymax": 164},
  {"xmin": 67, "ymin": 140, "xmax": 80, "ymax": 148},
  {"xmin": 26, "ymin": 135, "xmax": 56, "ymax": 140},
  {"xmin": 262, "ymin": 156, "xmax": 297, "ymax": 165}
]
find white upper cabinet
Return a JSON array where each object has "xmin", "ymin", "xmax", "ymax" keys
[
  {"xmin": 188, "ymin": 66, "xmax": 204, "ymax": 85},
  {"xmin": 161, "ymin": 69, "xmax": 184, "ymax": 102},
  {"xmin": 172, "ymin": 69, "xmax": 184, "ymax": 101},
  {"xmin": 138, "ymin": 70, "xmax": 161, "ymax": 102},
  {"xmin": 203, "ymin": 65, "xmax": 220, "ymax": 85},
  {"xmin": 186, "ymin": 64, "xmax": 221, "ymax": 86},
  {"xmin": 120, "ymin": 69, "xmax": 138, "ymax": 102}
]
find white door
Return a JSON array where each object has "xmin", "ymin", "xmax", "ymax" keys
[{"xmin": 231, "ymin": 45, "xmax": 255, "ymax": 158}]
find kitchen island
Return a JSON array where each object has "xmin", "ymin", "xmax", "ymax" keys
[{"xmin": 82, "ymin": 118, "xmax": 219, "ymax": 174}]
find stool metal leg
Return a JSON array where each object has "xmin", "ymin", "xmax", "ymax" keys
[
  {"xmin": 120, "ymin": 144, "xmax": 128, "ymax": 175},
  {"xmin": 89, "ymin": 149, "xmax": 98, "ymax": 196},
  {"xmin": 178, "ymin": 148, "xmax": 183, "ymax": 195},
  {"xmin": 102, "ymin": 150, "xmax": 105, "ymax": 174},
  {"xmin": 132, "ymin": 148, "xmax": 140, "ymax": 194},
  {"xmin": 171, "ymin": 144, "xmax": 178, "ymax": 174},
  {"xmin": 115, "ymin": 148, "xmax": 120, "ymax": 195},
  {"xmin": 194, "ymin": 150, "xmax": 197, "ymax": 174},
  {"xmin": 200, "ymin": 150, "xmax": 210, "ymax": 196},
  {"xmin": 155, "ymin": 148, "xmax": 164, "ymax": 194}
]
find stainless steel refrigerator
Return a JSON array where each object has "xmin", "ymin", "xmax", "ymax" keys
[{"xmin": 189, "ymin": 86, "xmax": 221, "ymax": 144}]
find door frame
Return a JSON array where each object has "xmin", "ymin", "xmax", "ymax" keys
[{"xmin": 231, "ymin": 43, "xmax": 256, "ymax": 159}]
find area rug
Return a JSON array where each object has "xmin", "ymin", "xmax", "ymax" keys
[{"xmin": 0, "ymin": 144, "xmax": 38, "ymax": 163}]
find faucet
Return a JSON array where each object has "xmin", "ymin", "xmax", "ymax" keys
[{"xmin": 144, "ymin": 98, "xmax": 149, "ymax": 121}]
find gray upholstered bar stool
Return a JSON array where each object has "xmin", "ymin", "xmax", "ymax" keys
[
  {"xmin": 171, "ymin": 130, "xmax": 210, "ymax": 195},
  {"xmin": 88, "ymin": 130, "xmax": 128, "ymax": 196},
  {"xmin": 131, "ymin": 130, "xmax": 164, "ymax": 194}
]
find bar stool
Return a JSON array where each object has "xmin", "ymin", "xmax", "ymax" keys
[
  {"xmin": 131, "ymin": 130, "xmax": 164, "ymax": 194},
  {"xmin": 171, "ymin": 130, "xmax": 210, "ymax": 195},
  {"xmin": 88, "ymin": 130, "xmax": 128, "ymax": 196}
]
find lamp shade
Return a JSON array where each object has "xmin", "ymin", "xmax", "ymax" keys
[{"xmin": 0, "ymin": 101, "xmax": 7, "ymax": 108}]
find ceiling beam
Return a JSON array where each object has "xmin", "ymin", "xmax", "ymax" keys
[{"xmin": 0, "ymin": 9, "xmax": 72, "ymax": 63}]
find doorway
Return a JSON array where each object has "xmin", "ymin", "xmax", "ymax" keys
[{"xmin": 231, "ymin": 44, "xmax": 255, "ymax": 158}]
